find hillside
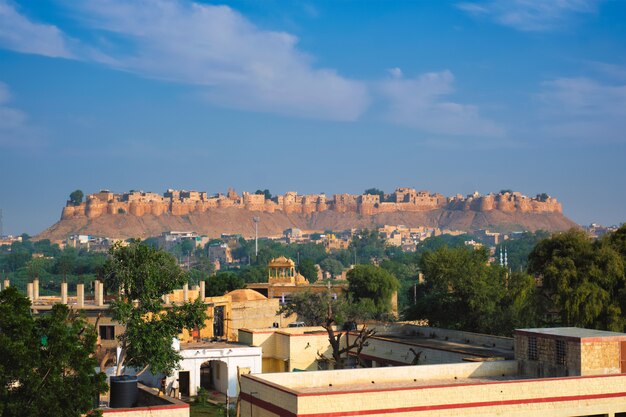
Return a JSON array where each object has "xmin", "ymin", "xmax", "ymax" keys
[{"xmin": 37, "ymin": 206, "xmax": 578, "ymax": 241}]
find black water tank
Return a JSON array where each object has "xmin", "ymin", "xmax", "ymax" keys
[{"xmin": 109, "ymin": 375, "xmax": 138, "ymax": 408}]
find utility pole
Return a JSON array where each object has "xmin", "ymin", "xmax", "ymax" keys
[
  {"xmin": 0, "ymin": 208, "xmax": 3, "ymax": 237},
  {"xmin": 252, "ymin": 216, "xmax": 260, "ymax": 260}
]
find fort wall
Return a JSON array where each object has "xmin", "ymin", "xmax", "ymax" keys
[{"xmin": 60, "ymin": 188, "xmax": 563, "ymax": 221}]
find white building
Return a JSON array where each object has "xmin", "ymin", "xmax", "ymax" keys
[{"xmin": 172, "ymin": 341, "xmax": 262, "ymax": 398}]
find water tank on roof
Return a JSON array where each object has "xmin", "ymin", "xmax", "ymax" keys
[{"xmin": 109, "ymin": 375, "xmax": 138, "ymax": 408}]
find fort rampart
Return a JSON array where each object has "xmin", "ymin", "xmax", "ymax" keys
[{"xmin": 61, "ymin": 188, "xmax": 562, "ymax": 220}]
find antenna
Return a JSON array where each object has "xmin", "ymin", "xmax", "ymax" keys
[{"xmin": 0, "ymin": 208, "xmax": 3, "ymax": 237}]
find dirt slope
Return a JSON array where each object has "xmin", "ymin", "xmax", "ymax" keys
[{"xmin": 37, "ymin": 207, "xmax": 579, "ymax": 241}]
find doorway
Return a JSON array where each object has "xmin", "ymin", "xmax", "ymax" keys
[
  {"xmin": 178, "ymin": 371, "xmax": 190, "ymax": 397},
  {"xmin": 213, "ymin": 306, "xmax": 225, "ymax": 338},
  {"xmin": 199, "ymin": 360, "xmax": 228, "ymax": 395}
]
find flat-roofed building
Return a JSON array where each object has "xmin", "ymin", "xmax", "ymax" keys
[{"xmin": 240, "ymin": 327, "xmax": 626, "ymax": 417}]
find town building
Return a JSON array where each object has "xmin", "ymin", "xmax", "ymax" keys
[
  {"xmin": 239, "ymin": 323, "xmax": 513, "ymax": 373},
  {"xmin": 19, "ymin": 278, "xmax": 291, "ymax": 401},
  {"xmin": 207, "ymin": 242, "xmax": 233, "ymax": 264},
  {"xmin": 240, "ymin": 327, "xmax": 626, "ymax": 417}
]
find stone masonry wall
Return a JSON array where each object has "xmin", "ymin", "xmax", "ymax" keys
[{"xmin": 61, "ymin": 188, "xmax": 563, "ymax": 220}]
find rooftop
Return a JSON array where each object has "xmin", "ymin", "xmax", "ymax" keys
[
  {"xmin": 246, "ymin": 361, "xmax": 521, "ymax": 395},
  {"xmin": 375, "ymin": 332, "xmax": 514, "ymax": 359},
  {"xmin": 180, "ymin": 340, "xmax": 250, "ymax": 350},
  {"xmin": 515, "ymin": 327, "xmax": 626, "ymax": 340}
]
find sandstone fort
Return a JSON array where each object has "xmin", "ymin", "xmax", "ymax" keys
[{"xmin": 61, "ymin": 188, "xmax": 563, "ymax": 220}]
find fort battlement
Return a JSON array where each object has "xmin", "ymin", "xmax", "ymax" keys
[{"xmin": 61, "ymin": 188, "xmax": 562, "ymax": 220}]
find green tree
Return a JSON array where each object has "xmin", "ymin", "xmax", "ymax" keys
[
  {"xmin": 297, "ymin": 258, "xmax": 318, "ymax": 283},
  {"xmin": 319, "ymin": 258, "xmax": 344, "ymax": 279},
  {"xmin": 237, "ymin": 265, "xmax": 268, "ymax": 283},
  {"xmin": 69, "ymin": 189, "xmax": 84, "ymax": 206},
  {"xmin": 0, "ymin": 287, "xmax": 107, "ymax": 417},
  {"xmin": 495, "ymin": 231, "xmax": 550, "ymax": 272},
  {"xmin": 380, "ymin": 259, "xmax": 420, "ymax": 313},
  {"xmin": 604, "ymin": 224, "xmax": 626, "ymax": 260},
  {"xmin": 192, "ymin": 257, "xmax": 216, "ymax": 276},
  {"xmin": 528, "ymin": 228, "xmax": 626, "ymax": 331},
  {"xmin": 254, "ymin": 189, "xmax": 272, "ymax": 200},
  {"xmin": 180, "ymin": 239, "xmax": 196, "ymax": 257},
  {"xmin": 346, "ymin": 264, "xmax": 399, "ymax": 319},
  {"xmin": 363, "ymin": 188, "xmax": 385, "ymax": 201},
  {"xmin": 104, "ymin": 240, "xmax": 208, "ymax": 376},
  {"xmin": 407, "ymin": 246, "xmax": 516, "ymax": 334},
  {"xmin": 54, "ymin": 247, "xmax": 78, "ymax": 280},
  {"xmin": 279, "ymin": 291, "xmax": 376, "ymax": 369},
  {"xmin": 204, "ymin": 272, "xmax": 245, "ymax": 297},
  {"xmin": 350, "ymin": 229, "xmax": 386, "ymax": 263}
]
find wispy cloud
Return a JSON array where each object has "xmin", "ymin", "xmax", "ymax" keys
[
  {"xmin": 457, "ymin": 0, "xmax": 599, "ymax": 31},
  {"xmin": 56, "ymin": 0, "xmax": 369, "ymax": 121},
  {"xmin": 0, "ymin": 0, "xmax": 72, "ymax": 58},
  {"xmin": 0, "ymin": 0, "xmax": 503, "ymax": 138},
  {"xmin": 378, "ymin": 70, "xmax": 504, "ymax": 137},
  {"xmin": 0, "ymin": 82, "xmax": 44, "ymax": 149},
  {"xmin": 537, "ymin": 73, "xmax": 626, "ymax": 143}
]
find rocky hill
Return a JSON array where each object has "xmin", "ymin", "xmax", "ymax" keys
[{"xmin": 37, "ymin": 188, "xmax": 578, "ymax": 240}]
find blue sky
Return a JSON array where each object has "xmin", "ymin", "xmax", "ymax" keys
[{"xmin": 0, "ymin": 0, "xmax": 625, "ymax": 235}]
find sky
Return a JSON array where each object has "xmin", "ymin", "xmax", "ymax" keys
[{"xmin": 0, "ymin": 0, "xmax": 625, "ymax": 235}]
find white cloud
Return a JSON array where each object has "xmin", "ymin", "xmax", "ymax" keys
[
  {"xmin": 0, "ymin": 81, "xmax": 43, "ymax": 149},
  {"xmin": 378, "ymin": 70, "xmax": 504, "ymax": 137},
  {"xmin": 0, "ymin": 0, "xmax": 72, "ymax": 58},
  {"xmin": 457, "ymin": 0, "xmax": 599, "ymax": 31},
  {"xmin": 537, "ymin": 75, "xmax": 626, "ymax": 142},
  {"xmin": 387, "ymin": 67, "xmax": 403, "ymax": 79},
  {"xmin": 58, "ymin": 0, "xmax": 369, "ymax": 121}
]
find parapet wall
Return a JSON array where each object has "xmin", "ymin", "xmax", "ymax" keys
[{"xmin": 61, "ymin": 188, "xmax": 562, "ymax": 220}]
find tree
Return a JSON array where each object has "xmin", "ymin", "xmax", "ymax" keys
[
  {"xmin": 204, "ymin": 272, "xmax": 245, "ymax": 297},
  {"xmin": 406, "ymin": 246, "xmax": 519, "ymax": 335},
  {"xmin": 346, "ymin": 265, "xmax": 399, "ymax": 318},
  {"xmin": 363, "ymin": 188, "xmax": 385, "ymax": 201},
  {"xmin": 180, "ymin": 239, "xmax": 196, "ymax": 257},
  {"xmin": 528, "ymin": 228, "xmax": 626, "ymax": 331},
  {"xmin": 380, "ymin": 259, "xmax": 419, "ymax": 313},
  {"xmin": 54, "ymin": 248, "xmax": 78, "ymax": 281},
  {"xmin": 104, "ymin": 240, "xmax": 207, "ymax": 376},
  {"xmin": 350, "ymin": 229, "xmax": 386, "ymax": 263},
  {"xmin": 319, "ymin": 258, "xmax": 344, "ymax": 279},
  {"xmin": 0, "ymin": 287, "xmax": 107, "ymax": 417},
  {"xmin": 297, "ymin": 258, "xmax": 318, "ymax": 283},
  {"xmin": 494, "ymin": 231, "xmax": 550, "ymax": 272},
  {"xmin": 254, "ymin": 189, "xmax": 272, "ymax": 200},
  {"xmin": 279, "ymin": 291, "xmax": 376, "ymax": 369},
  {"xmin": 69, "ymin": 189, "xmax": 84, "ymax": 206},
  {"xmin": 237, "ymin": 265, "xmax": 268, "ymax": 283}
]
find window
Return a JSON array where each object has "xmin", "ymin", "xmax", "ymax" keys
[
  {"xmin": 99, "ymin": 325, "xmax": 115, "ymax": 340},
  {"xmin": 528, "ymin": 337, "xmax": 538, "ymax": 361},
  {"xmin": 556, "ymin": 339, "xmax": 566, "ymax": 365}
]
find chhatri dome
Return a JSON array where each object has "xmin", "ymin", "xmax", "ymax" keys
[{"xmin": 267, "ymin": 256, "xmax": 309, "ymax": 286}]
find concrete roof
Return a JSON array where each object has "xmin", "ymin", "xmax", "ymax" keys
[
  {"xmin": 375, "ymin": 333, "xmax": 514, "ymax": 359},
  {"xmin": 515, "ymin": 327, "xmax": 626, "ymax": 339}
]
